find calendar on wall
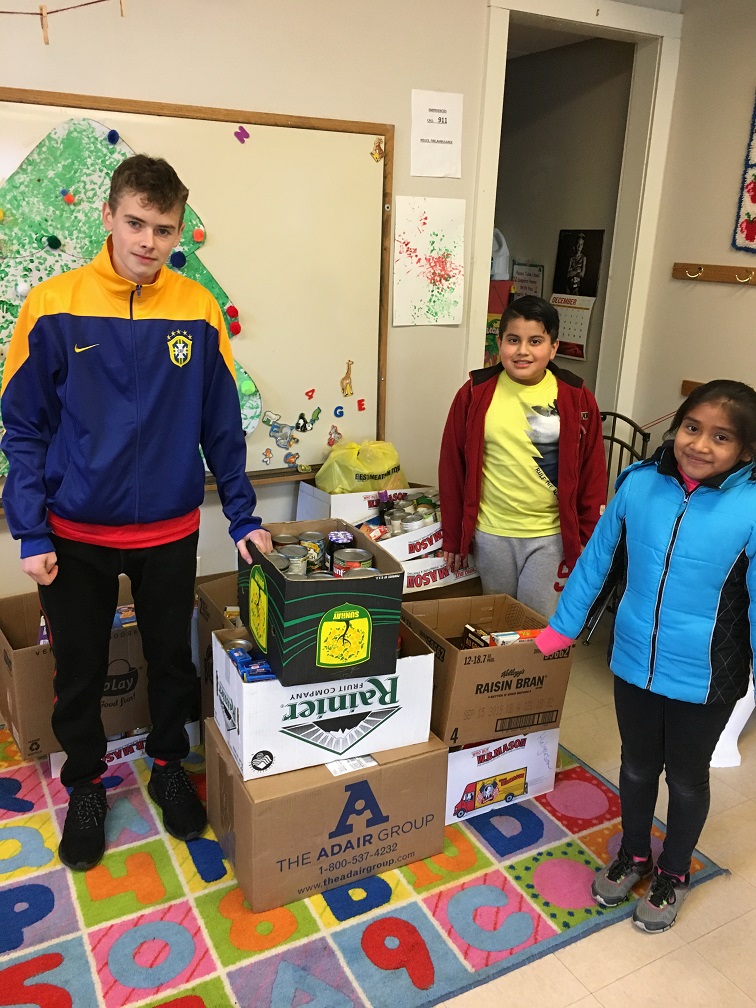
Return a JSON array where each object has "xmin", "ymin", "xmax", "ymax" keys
[{"xmin": 550, "ymin": 293, "xmax": 596, "ymax": 361}]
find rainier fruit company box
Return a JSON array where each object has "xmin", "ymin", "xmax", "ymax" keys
[
  {"xmin": 212, "ymin": 622, "xmax": 433, "ymax": 779},
  {"xmin": 205, "ymin": 717, "xmax": 447, "ymax": 912},
  {"xmin": 238, "ymin": 519, "xmax": 404, "ymax": 687},
  {"xmin": 401, "ymin": 594, "xmax": 573, "ymax": 747}
]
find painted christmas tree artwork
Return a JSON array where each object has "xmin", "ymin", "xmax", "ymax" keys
[{"xmin": 0, "ymin": 117, "xmax": 262, "ymax": 476}]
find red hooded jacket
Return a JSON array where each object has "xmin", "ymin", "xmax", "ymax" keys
[{"xmin": 439, "ymin": 361, "xmax": 607, "ymax": 572}]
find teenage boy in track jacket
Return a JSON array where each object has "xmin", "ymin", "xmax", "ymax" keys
[{"xmin": 1, "ymin": 154, "xmax": 272, "ymax": 870}]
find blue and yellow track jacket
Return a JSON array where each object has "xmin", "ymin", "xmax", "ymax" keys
[
  {"xmin": 1, "ymin": 240, "xmax": 260, "ymax": 558},
  {"xmin": 550, "ymin": 445, "xmax": 756, "ymax": 705}
]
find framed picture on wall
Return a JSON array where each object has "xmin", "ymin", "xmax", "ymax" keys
[{"xmin": 552, "ymin": 229, "xmax": 604, "ymax": 299}]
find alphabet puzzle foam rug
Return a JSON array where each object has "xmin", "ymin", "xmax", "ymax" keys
[{"xmin": 0, "ymin": 729, "xmax": 724, "ymax": 1008}]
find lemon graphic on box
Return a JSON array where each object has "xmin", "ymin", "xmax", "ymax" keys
[
  {"xmin": 246, "ymin": 566, "xmax": 268, "ymax": 652},
  {"xmin": 317, "ymin": 603, "xmax": 372, "ymax": 668}
]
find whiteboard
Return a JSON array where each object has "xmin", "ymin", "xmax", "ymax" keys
[{"xmin": 0, "ymin": 89, "xmax": 392, "ymax": 480}]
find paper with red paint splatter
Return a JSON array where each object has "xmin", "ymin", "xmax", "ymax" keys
[{"xmin": 393, "ymin": 196, "xmax": 465, "ymax": 326}]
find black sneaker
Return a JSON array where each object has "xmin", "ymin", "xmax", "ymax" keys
[
  {"xmin": 148, "ymin": 761, "xmax": 207, "ymax": 841},
  {"xmin": 59, "ymin": 782, "xmax": 108, "ymax": 871}
]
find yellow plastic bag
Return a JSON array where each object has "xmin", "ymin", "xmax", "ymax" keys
[{"xmin": 316, "ymin": 440, "xmax": 409, "ymax": 494}]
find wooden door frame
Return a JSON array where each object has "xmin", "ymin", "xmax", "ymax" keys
[{"xmin": 468, "ymin": 0, "xmax": 682, "ymax": 415}]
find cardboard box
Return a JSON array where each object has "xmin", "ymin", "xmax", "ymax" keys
[
  {"xmin": 295, "ymin": 481, "xmax": 433, "ymax": 525},
  {"xmin": 0, "ymin": 581, "xmax": 150, "ymax": 759},
  {"xmin": 445, "ymin": 728, "xmax": 559, "ymax": 824},
  {"xmin": 196, "ymin": 574, "xmax": 240, "ymax": 723},
  {"xmin": 401, "ymin": 595, "xmax": 572, "ymax": 747},
  {"xmin": 212, "ymin": 621, "xmax": 434, "ymax": 779},
  {"xmin": 377, "ymin": 521, "xmax": 444, "ymax": 563},
  {"xmin": 205, "ymin": 716, "xmax": 448, "ymax": 912},
  {"xmin": 402, "ymin": 552, "xmax": 479, "ymax": 594},
  {"xmin": 238, "ymin": 519, "xmax": 404, "ymax": 686}
]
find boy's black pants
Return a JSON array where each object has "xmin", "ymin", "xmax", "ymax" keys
[{"xmin": 39, "ymin": 531, "xmax": 199, "ymax": 789}]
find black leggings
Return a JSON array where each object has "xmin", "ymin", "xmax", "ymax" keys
[
  {"xmin": 614, "ymin": 676, "xmax": 736, "ymax": 876},
  {"xmin": 39, "ymin": 532, "xmax": 199, "ymax": 789}
]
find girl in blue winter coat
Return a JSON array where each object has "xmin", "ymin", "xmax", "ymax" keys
[{"xmin": 536, "ymin": 379, "xmax": 756, "ymax": 932}]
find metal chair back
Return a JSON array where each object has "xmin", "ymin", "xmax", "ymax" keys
[{"xmin": 601, "ymin": 411, "xmax": 651, "ymax": 498}]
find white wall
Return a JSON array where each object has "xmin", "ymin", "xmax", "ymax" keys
[
  {"xmin": 1, "ymin": 0, "xmax": 490, "ymax": 592},
  {"xmin": 631, "ymin": 0, "xmax": 756, "ymax": 434},
  {"xmin": 495, "ymin": 37, "xmax": 635, "ymax": 392}
]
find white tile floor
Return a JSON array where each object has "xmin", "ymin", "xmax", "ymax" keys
[{"xmin": 440, "ymin": 621, "xmax": 756, "ymax": 1007}]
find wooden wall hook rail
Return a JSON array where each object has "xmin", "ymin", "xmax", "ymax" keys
[{"xmin": 672, "ymin": 262, "xmax": 756, "ymax": 286}]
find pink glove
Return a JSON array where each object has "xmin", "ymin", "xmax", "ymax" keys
[{"xmin": 536, "ymin": 625, "xmax": 574, "ymax": 656}]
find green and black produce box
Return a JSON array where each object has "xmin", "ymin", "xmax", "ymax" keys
[{"xmin": 237, "ymin": 519, "xmax": 404, "ymax": 686}]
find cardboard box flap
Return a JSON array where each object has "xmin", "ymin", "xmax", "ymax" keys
[{"xmin": 403, "ymin": 595, "xmax": 547, "ymax": 638}]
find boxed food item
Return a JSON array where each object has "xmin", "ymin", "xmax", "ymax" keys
[
  {"xmin": 237, "ymin": 519, "xmax": 404, "ymax": 686},
  {"xmin": 212, "ymin": 620, "xmax": 433, "ymax": 779},
  {"xmin": 205, "ymin": 717, "xmax": 447, "ymax": 912},
  {"xmin": 401, "ymin": 594, "xmax": 572, "ymax": 747},
  {"xmin": 295, "ymin": 481, "xmax": 434, "ymax": 525},
  {"xmin": 445, "ymin": 729, "xmax": 560, "ymax": 824}
]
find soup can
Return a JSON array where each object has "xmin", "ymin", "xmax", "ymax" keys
[
  {"xmin": 223, "ymin": 637, "xmax": 256, "ymax": 653},
  {"xmin": 387, "ymin": 509, "xmax": 405, "ymax": 533},
  {"xmin": 266, "ymin": 551, "xmax": 290, "ymax": 572},
  {"xmin": 285, "ymin": 572, "xmax": 309, "ymax": 580},
  {"xmin": 272, "ymin": 533, "xmax": 301, "ymax": 549},
  {"xmin": 401, "ymin": 514, "xmax": 426, "ymax": 533},
  {"xmin": 310, "ymin": 572, "xmax": 337, "ymax": 579},
  {"xmin": 342, "ymin": 566, "xmax": 381, "ymax": 578},
  {"xmin": 332, "ymin": 548, "xmax": 373, "ymax": 576},
  {"xmin": 326, "ymin": 530, "xmax": 355, "ymax": 571},
  {"xmin": 279, "ymin": 544, "xmax": 308, "ymax": 575},
  {"xmin": 298, "ymin": 530, "xmax": 326, "ymax": 572}
]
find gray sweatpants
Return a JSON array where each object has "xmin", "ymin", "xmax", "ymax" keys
[{"xmin": 473, "ymin": 529, "xmax": 567, "ymax": 619}]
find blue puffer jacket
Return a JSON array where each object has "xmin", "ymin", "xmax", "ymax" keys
[{"xmin": 551, "ymin": 445, "xmax": 756, "ymax": 705}]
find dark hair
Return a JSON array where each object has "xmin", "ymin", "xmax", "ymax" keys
[
  {"xmin": 108, "ymin": 154, "xmax": 189, "ymax": 221},
  {"xmin": 499, "ymin": 295, "xmax": 559, "ymax": 343},
  {"xmin": 667, "ymin": 379, "xmax": 756, "ymax": 456}
]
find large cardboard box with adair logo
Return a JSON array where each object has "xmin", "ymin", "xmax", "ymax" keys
[
  {"xmin": 238, "ymin": 519, "xmax": 404, "ymax": 687},
  {"xmin": 401, "ymin": 594, "xmax": 573, "ymax": 748},
  {"xmin": 212, "ymin": 621, "xmax": 433, "ymax": 779},
  {"xmin": 205, "ymin": 716, "xmax": 447, "ymax": 912}
]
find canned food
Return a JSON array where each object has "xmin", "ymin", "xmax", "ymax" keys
[
  {"xmin": 387, "ymin": 509, "xmax": 405, "ymax": 533},
  {"xmin": 279, "ymin": 544, "xmax": 308, "ymax": 574},
  {"xmin": 401, "ymin": 514, "xmax": 426, "ymax": 533},
  {"xmin": 333, "ymin": 547, "xmax": 373, "ymax": 576},
  {"xmin": 285, "ymin": 572, "xmax": 309, "ymax": 580},
  {"xmin": 223, "ymin": 638, "xmax": 256, "ymax": 653},
  {"xmin": 298, "ymin": 530, "xmax": 326, "ymax": 571},
  {"xmin": 326, "ymin": 530, "xmax": 355, "ymax": 571},
  {"xmin": 310, "ymin": 572, "xmax": 337, "ymax": 579},
  {"xmin": 272, "ymin": 533, "xmax": 301, "ymax": 548},
  {"xmin": 266, "ymin": 551, "xmax": 290, "ymax": 572},
  {"xmin": 342, "ymin": 566, "xmax": 381, "ymax": 578}
]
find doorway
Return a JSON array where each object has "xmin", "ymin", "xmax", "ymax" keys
[{"xmin": 468, "ymin": 2, "xmax": 682, "ymax": 417}]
